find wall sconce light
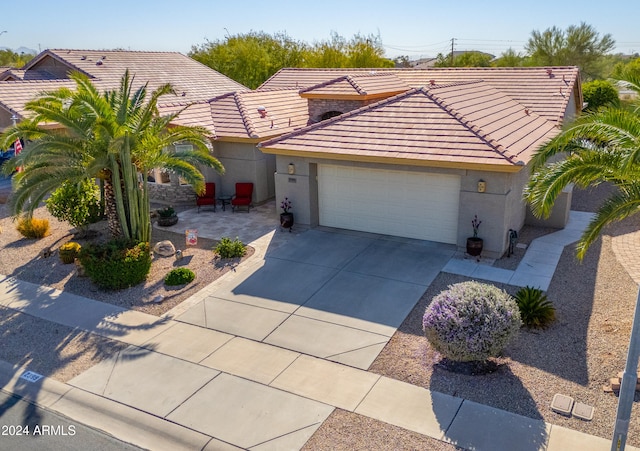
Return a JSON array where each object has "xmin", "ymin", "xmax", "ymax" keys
[
  {"xmin": 288, "ymin": 163, "xmax": 295, "ymax": 175},
  {"xmin": 477, "ymin": 180, "xmax": 486, "ymax": 193}
]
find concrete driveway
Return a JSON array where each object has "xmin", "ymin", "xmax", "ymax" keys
[{"xmin": 176, "ymin": 227, "xmax": 456, "ymax": 369}]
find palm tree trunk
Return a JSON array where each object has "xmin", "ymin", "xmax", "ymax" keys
[{"xmin": 103, "ymin": 178, "xmax": 122, "ymax": 238}]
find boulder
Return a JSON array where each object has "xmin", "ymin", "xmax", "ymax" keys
[{"xmin": 153, "ymin": 240, "xmax": 176, "ymax": 257}]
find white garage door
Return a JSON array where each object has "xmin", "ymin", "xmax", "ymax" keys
[{"xmin": 318, "ymin": 165, "xmax": 460, "ymax": 244}]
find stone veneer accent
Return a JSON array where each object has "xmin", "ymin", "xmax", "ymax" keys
[
  {"xmin": 307, "ymin": 99, "xmax": 379, "ymax": 124},
  {"xmin": 147, "ymin": 173, "xmax": 197, "ymax": 206}
]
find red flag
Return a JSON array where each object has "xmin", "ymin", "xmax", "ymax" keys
[{"xmin": 14, "ymin": 139, "xmax": 23, "ymax": 172}]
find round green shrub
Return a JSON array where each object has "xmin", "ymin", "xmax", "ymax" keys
[
  {"xmin": 59, "ymin": 242, "xmax": 82, "ymax": 264},
  {"xmin": 78, "ymin": 239, "xmax": 151, "ymax": 290},
  {"xmin": 422, "ymin": 281, "xmax": 522, "ymax": 362},
  {"xmin": 45, "ymin": 179, "xmax": 102, "ymax": 231},
  {"xmin": 164, "ymin": 268, "xmax": 196, "ymax": 286},
  {"xmin": 514, "ymin": 286, "xmax": 555, "ymax": 329},
  {"xmin": 213, "ymin": 237, "xmax": 246, "ymax": 258}
]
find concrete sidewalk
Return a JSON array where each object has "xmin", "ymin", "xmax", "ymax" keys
[{"xmin": 0, "ymin": 280, "xmax": 632, "ymax": 449}]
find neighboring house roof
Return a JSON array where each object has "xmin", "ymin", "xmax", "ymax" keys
[
  {"xmin": 0, "ymin": 79, "xmax": 76, "ymax": 117},
  {"xmin": 259, "ymin": 80, "xmax": 559, "ymax": 172},
  {"xmin": 259, "ymin": 67, "xmax": 581, "ymax": 124},
  {"xmin": 0, "ymin": 49, "xmax": 250, "ymax": 134},
  {"xmin": 0, "ymin": 49, "xmax": 247, "ymax": 121},
  {"xmin": 35, "ymin": 49, "xmax": 246, "ymax": 102},
  {"xmin": 208, "ymin": 88, "xmax": 309, "ymax": 141},
  {"xmin": 299, "ymin": 73, "xmax": 409, "ymax": 99},
  {"xmin": 0, "ymin": 69, "xmax": 58, "ymax": 81}
]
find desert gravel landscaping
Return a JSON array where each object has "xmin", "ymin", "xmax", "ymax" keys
[{"xmin": 0, "ymin": 203, "xmax": 253, "ymax": 317}]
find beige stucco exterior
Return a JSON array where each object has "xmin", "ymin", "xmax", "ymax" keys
[{"xmin": 269, "ymin": 83, "xmax": 582, "ymax": 259}]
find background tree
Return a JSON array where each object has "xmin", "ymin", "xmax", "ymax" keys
[
  {"xmin": 0, "ymin": 70, "xmax": 223, "ymax": 242},
  {"xmin": 524, "ymin": 72, "xmax": 640, "ymax": 259},
  {"xmin": 524, "ymin": 22, "xmax": 615, "ymax": 80},
  {"xmin": 0, "ymin": 49, "xmax": 36, "ymax": 67},
  {"xmin": 493, "ymin": 48, "xmax": 528, "ymax": 67},
  {"xmin": 190, "ymin": 31, "xmax": 394, "ymax": 88},
  {"xmin": 190, "ymin": 31, "xmax": 307, "ymax": 89},
  {"xmin": 434, "ymin": 51, "xmax": 493, "ymax": 67},
  {"xmin": 582, "ymin": 79, "xmax": 620, "ymax": 111}
]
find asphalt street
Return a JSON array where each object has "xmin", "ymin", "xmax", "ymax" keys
[{"xmin": 0, "ymin": 391, "xmax": 143, "ymax": 451}]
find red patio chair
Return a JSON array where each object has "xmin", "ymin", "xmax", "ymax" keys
[
  {"xmin": 196, "ymin": 182, "xmax": 216, "ymax": 212},
  {"xmin": 231, "ymin": 182, "xmax": 253, "ymax": 212}
]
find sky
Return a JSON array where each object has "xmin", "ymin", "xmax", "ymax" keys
[{"xmin": 2, "ymin": 0, "xmax": 639, "ymax": 59}]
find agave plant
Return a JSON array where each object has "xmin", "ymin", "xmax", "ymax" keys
[{"xmin": 514, "ymin": 286, "xmax": 556, "ymax": 329}]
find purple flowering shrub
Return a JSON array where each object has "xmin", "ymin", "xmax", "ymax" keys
[{"xmin": 423, "ymin": 281, "xmax": 522, "ymax": 362}]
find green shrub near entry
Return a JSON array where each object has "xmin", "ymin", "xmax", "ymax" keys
[
  {"xmin": 422, "ymin": 281, "xmax": 522, "ymax": 362},
  {"xmin": 213, "ymin": 237, "xmax": 246, "ymax": 258},
  {"xmin": 164, "ymin": 268, "xmax": 196, "ymax": 286},
  {"xmin": 514, "ymin": 286, "xmax": 556, "ymax": 329},
  {"xmin": 78, "ymin": 239, "xmax": 151, "ymax": 290},
  {"xmin": 59, "ymin": 242, "xmax": 82, "ymax": 264},
  {"xmin": 16, "ymin": 217, "xmax": 50, "ymax": 239},
  {"xmin": 45, "ymin": 179, "xmax": 102, "ymax": 231}
]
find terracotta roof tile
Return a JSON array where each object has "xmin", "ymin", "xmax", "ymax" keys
[
  {"xmin": 259, "ymin": 81, "xmax": 558, "ymax": 169},
  {"xmin": 208, "ymin": 88, "xmax": 309, "ymax": 140},
  {"xmin": 259, "ymin": 67, "xmax": 580, "ymax": 124},
  {"xmin": 0, "ymin": 79, "xmax": 76, "ymax": 116},
  {"xmin": 158, "ymin": 102, "xmax": 216, "ymax": 136},
  {"xmin": 300, "ymin": 73, "xmax": 409, "ymax": 98}
]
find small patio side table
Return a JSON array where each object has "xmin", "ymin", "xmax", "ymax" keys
[{"xmin": 217, "ymin": 195, "xmax": 232, "ymax": 211}]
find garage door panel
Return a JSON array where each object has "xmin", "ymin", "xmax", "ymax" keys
[{"xmin": 318, "ymin": 165, "xmax": 460, "ymax": 244}]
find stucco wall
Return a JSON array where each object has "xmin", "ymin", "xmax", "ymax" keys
[
  {"xmin": 458, "ymin": 168, "xmax": 530, "ymax": 258},
  {"xmin": 0, "ymin": 109, "xmax": 12, "ymax": 131},
  {"xmin": 213, "ymin": 141, "xmax": 275, "ymax": 203},
  {"xmin": 274, "ymin": 155, "xmax": 525, "ymax": 258}
]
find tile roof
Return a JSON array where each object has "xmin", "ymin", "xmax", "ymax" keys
[
  {"xmin": 158, "ymin": 101, "xmax": 216, "ymax": 136},
  {"xmin": 0, "ymin": 69, "xmax": 58, "ymax": 81},
  {"xmin": 299, "ymin": 73, "xmax": 409, "ymax": 99},
  {"xmin": 259, "ymin": 67, "xmax": 581, "ymax": 124},
  {"xmin": 259, "ymin": 80, "xmax": 559, "ymax": 171},
  {"xmin": 0, "ymin": 79, "xmax": 76, "ymax": 117},
  {"xmin": 22, "ymin": 49, "xmax": 247, "ymax": 105},
  {"xmin": 208, "ymin": 88, "xmax": 309, "ymax": 140},
  {"xmin": 0, "ymin": 49, "xmax": 250, "ymax": 133}
]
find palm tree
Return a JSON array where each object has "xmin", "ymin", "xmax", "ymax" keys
[
  {"xmin": 525, "ymin": 72, "xmax": 640, "ymax": 260},
  {"xmin": 1, "ymin": 70, "xmax": 223, "ymax": 242}
]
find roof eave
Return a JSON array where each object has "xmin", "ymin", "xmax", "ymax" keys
[{"xmin": 258, "ymin": 146, "xmax": 524, "ymax": 173}]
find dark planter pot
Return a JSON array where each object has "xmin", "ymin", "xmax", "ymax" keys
[
  {"xmin": 466, "ymin": 237, "xmax": 483, "ymax": 257},
  {"xmin": 157, "ymin": 215, "xmax": 179, "ymax": 227},
  {"xmin": 280, "ymin": 212, "xmax": 294, "ymax": 232}
]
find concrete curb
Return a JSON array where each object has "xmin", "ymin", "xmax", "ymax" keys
[{"xmin": 0, "ymin": 359, "xmax": 216, "ymax": 451}]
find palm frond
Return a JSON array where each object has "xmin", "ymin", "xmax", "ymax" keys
[{"xmin": 576, "ymin": 185, "xmax": 640, "ymax": 259}]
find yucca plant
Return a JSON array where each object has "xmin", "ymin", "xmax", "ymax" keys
[{"xmin": 514, "ymin": 286, "xmax": 556, "ymax": 329}]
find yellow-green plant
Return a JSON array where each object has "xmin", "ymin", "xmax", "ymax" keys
[
  {"xmin": 59, "ymin": 242, "xmax": 82, "ymax": 264},
  {"xmin": 16, "ymin": 217, "xmax": 50, "ymax": 239}
]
